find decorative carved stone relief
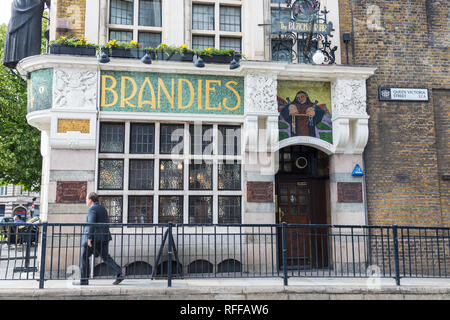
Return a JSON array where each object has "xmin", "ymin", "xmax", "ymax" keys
[
  {"xmin": 54, "ymin": 69, "xmax": 97, "ymax": 109},
  {"xmin": 245, "ymin": 74, "xmax": 278, "ymax": 115},
  {"xmin": 331, "ymin": 79, "xmax": 368, "ymax": 118}
]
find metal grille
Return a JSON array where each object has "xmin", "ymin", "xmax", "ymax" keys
[
  {"xmin": 138, "ymin": 32, "xmax": 162, "ymax": 49},
  {"xmin": 218, "ymin": 196, "xmax": 241, "ymax": 224},
  {"xmin": 159, "ymin": 196, "xmax": 183, "ymax": 223},
  {"xmin": 189, "ymin": 161, "xmax": 213, "ymax": 190},
  {"xmin": 129, "ymin": 160, "xmax": 154, "ymax": 190},
  {"xmin": 220, "ymin": 37, "xmax": 241, "ymax": 52},
  {"xmin": 109, "ymin": 30, "xmax": 133, "ymax": 43},
  {"xmin": 190, "ymin": 124, "xmax": 213, "ymax": 155},
  {"xmin": 220, "ymin": 6, "xmax": 241, "ymax": 32},
  {"xmin": 192, "ymin": 36, "xmax": 215, "ymax": 50},
  {"xmin": 272, "ymin": 39, "xmax": 294, "ymax": 62},
  {"xmin": 218, "ymin": 161, "xmax": 241, "ymax": 190},
  {"xmin": 130, "ymin": 123, "xmax": 155, "ymax": 154},
  {"xmin": 189, "ymin": 196, "xmax": 213, "ymax": 224},
  {"xmin": 160, "ymin": 124, "xmax": 184, "ymax": 155},
  {"xmin": 100, "ymin": 123, "xmax": 125, "ymax": 153},
  {"xmin": 139, "ymin": 0, "xmax": 162, "ymax": 27},
  {"xmin": 98, "ymin": 160, "xmax": 124, "ymax": 190},
  {"xmin": 110, "ymin": 0, "xmax": 134, "ymax": 25},
  {"xmin": 98, "ymin": 196, "xmax": 123, "ymax": 223},
  {"xmin": 218, "ymin": 125, "xmax": 241, "ymax": 155},
  {"xmin": 159, "ymin": 160, "xmax": 183, "ymax": 190},
  {"xmin": 128, "ymin": 196, "xmax": 153, "ymax": 223},
  {"xmin": 192, "ymin": 4, "xmax": 214, "ymax": 30}
]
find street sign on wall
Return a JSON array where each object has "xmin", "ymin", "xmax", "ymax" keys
[{"xmin": 378, "ymin": 87, "xmax": 429, "ymax": 102}]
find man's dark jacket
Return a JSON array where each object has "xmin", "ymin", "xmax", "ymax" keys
[{"xmin": 82, "ymin": 202, "xmax": 112, "ymax": 245}]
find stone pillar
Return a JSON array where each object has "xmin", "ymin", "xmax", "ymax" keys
[
  {"xmin": 46, "ymin": 67, "xmax": 99, "ymax": 224},
  {"xmin": 330, "ymin": 78, "xmax": 370, "ymax": 274}
]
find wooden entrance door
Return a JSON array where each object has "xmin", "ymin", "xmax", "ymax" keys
[{"xmin": 277, "ymin": 181, "xmax": 311, "ymax": 266}]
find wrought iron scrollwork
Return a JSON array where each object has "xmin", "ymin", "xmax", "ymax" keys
[{"xmin": 272, "ymin": 0, "xmax": 337, "ymax": 65}]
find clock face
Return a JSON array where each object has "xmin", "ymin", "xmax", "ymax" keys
[{"xmin": 295, "ymin": 156, "xmax": 308, "ymax": 169}]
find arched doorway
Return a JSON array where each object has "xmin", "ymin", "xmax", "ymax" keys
[{"xmin": 275, "ymin": 145, "xmax": 330, "ymax": 268}]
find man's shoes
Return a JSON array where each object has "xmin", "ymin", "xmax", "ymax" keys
[
  {"xmin": 72, "ymin": 280, "xmax": 89, "ymax": 286},
  {"xmin": 113, "ymin": 274, "xmax": 126, "ymax": 285}
]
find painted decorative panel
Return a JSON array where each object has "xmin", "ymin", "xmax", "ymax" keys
[
  {"xmin": 277, "ymin": 81, "xmax": 332, "ymax": 144},
  {"xmin": 100, "ymin": 71, "xmax": 244, "ymax": 115},
  {"xmin": 27, "ymin": 68, "xmax": 53, "ymax": 113}
]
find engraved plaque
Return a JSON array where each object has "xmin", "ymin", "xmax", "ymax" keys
[
  {"xmin": 57, "ymin": 119, "xmax": 90, "ymax": 134},
  {"xmin": 56, "ymin": 181, "xmax": 87, "ymax": 204},
  {"xmin": 247, "ymin": 182, "xmax": 274, "ymax": 203},
  {"xmin": 337, "ymin": 182, "xmax": 363, "ymax": 203}
]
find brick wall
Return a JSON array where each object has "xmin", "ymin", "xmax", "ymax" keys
[
  {"xmin": 338, "ymin": 0, "xmax": 449, "ymax": 227},
  {"xmin": 55, "ymin": 0, "xmax": 86, "ymax": 39}
]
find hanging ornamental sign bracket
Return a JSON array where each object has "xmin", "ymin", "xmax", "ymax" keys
[{"xmin": 271, "ymin": 0, "xmax": 337, "ymax": 65}]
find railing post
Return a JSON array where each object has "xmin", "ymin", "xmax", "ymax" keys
[
  {"xmin": 167, "ymin": 222, "xmax": 173, "ymax": 287},
  {"xmin": 282, "ymin": 222, "xmax": 288, "ymax": 286},
  {"xmin": 392, "ymin": 225, "xmax": 401, "ymax": 286},
  {"xmin": 39, "ymin": 223, "xmax": 48, "ymax": 289}
]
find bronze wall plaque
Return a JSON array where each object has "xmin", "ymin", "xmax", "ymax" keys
[
  {"xmin": 56, "ymin": 181, "xmax": 87, "ymax": 204},
  {"xmin": 247, "ymin": 182, "xmax": 274, "ymax": 203},
  {"xmin": 337, "ymin": 182, "xmax": 363, "ymax": 203}
]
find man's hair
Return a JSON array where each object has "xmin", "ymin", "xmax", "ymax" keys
[{"xmin": 87, "ymin": 192, "xmax": 99, "ymax": 203}]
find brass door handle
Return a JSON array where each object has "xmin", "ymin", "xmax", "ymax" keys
[{"xmin": 278, "ymin": 207, "xmax": 285, "ymax": 222}]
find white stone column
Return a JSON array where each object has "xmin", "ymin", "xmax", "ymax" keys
[
  {"xmin": 243, "ymin": 73, "xmax": 278, "ymax": 225},
  {"xmin": 330, "ymin": 78, "xmax": 370, "ymax": 272},
  {"xmin": 46, "ymin": 66, "xmax": 99, "ymax": 224}
]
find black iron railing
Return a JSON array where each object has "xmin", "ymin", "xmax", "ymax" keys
[{"xmin": 0, "ymin": 222, "xmax": 449, "ymax": 288}]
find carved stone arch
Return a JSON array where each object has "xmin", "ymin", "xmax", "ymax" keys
[{"xmin": 273, "ymin": 136, "xmax": 335, "ymax": 155}]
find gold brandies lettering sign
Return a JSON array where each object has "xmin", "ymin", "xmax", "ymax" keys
[{"xmin": 100, "ymin": 71, "xmax": 244, "ymax": 115}]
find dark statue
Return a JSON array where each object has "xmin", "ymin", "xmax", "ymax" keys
[{"xmin": 3, "ymin": 0, "xmax": 49, "ymax": 69}]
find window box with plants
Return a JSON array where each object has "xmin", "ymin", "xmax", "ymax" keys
[
  {"xmin": 49, "ymin": 37, "xmax": 97, "ymax": 56},
  {"xmin": 197, "ymin": 48, "xmax": 242, "ymax": 64},
  {"xmin": 104, "ymin": 40, "xmax": 145, "ymax": 59},
  {"xmin": 152, "ymin": 44, "xmax": 195, "ymax": 62}
]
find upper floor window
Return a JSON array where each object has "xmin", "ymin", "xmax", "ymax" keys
[
  {"xmin": 0, "ymin": 186, "xmax": 7, "ymax": 196},
  {"xmin": 191, "ymin": 1, "xmax": 242, "ymax": 53},
  {"xmin": 109, "ymin": 0, "xmax": 162, "ymax": 48}
]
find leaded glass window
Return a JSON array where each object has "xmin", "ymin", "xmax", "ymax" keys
[
  {"xmin": 189, "ymin": 196, "xmax": 212, "ymax": 224},
  {"xmin": 98, "ymin": 159, "xmax": 124, "ymax": 190},
  {"xmin": 218, "ymin": 161, "xmax": 241, "ymax": 190},
  {"xmin": 159, "ymin": 160, "xmax": 183, "ymax": 190},
  {"xmin": 190, "ymin": 124, "xmax": 213, "ymax": 155},
  {"xmin": 99, "ymin": 196, "xmax": 123, "ymax": 223},
  {"xmin": 192, "ymin": 36, "xmax": 215, "ymax": 50},
  {"xmin": 220, "ymin": 37, "xmax": 241, "ymax": 52},
  {"xmin": 160, "ymin": 124, "xmax": 184, "ymax": 155},
  {"xmin": 130, "ymin": 123, "xmax": 155, "ymax": 154},
  {"xmin": 129, "ymin": 160, "xmax": 154, "ymax": 190},
  {"xmin": 218, "ymin": 196, "xmax": 241, "ymax": 224},
  {"xmin": 192, "ymin": 4, "xmax": 214, "ymax": 30},
  {"xmin": 100, "ymin": 123, "xmax": 125, "ymax": 153},
  {"xmin": 159, "ymin": 196, "xmax": 183, "ymax": 223},
  {"xmin": 189, "ymin": 161, "xmax": 213, "ymax": 190},
  {"xmin": 218, "ymin": 125, "xmax": 241, "ymax": 156},
  {"xmin": 109, "ymin": 30, "xmax": 133, "ymax": 43},
  {"xmin": 128, "ymin": 196, "xmax": 153, "ymax": 223},
  {"xmin": 138, "ymin": 32, "xmax": 161, "ymax": 49},
  {"xmin": 110, "ymin": 0, "xmax": 133, "ymax": 25},
  {"xmin": 139, "ymin": 0, "xmax": 161, "ymax": 27},
  {"xmin": 220, "ymin": 6, "xmax": 241, "ymax": 32}
]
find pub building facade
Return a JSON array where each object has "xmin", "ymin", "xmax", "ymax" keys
[{"xmin": 16, "ymin": 0, "xmax": 381, "ymax": 273}]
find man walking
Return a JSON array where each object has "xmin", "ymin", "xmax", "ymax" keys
[{"xmin": 73, "ymin": 192, "xmax": 125, "ymax": 286}]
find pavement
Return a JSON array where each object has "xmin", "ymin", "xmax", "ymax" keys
[{"xmin": 0, "ymin": 277, "xmax": 449, "ymax": 300}]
